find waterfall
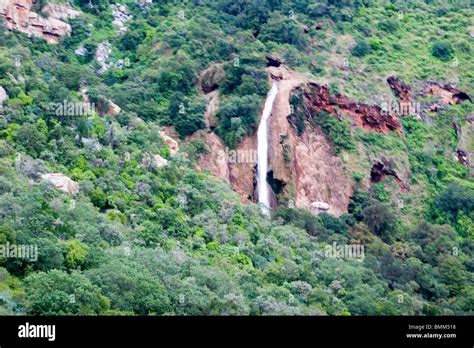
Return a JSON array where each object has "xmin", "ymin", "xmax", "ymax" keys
[{"xmin": 257, "ymin": 82, "xmax": 278, "ymax": 215}]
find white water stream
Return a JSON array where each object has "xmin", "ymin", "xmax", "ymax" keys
[{"xmin": 257, "ymin": 82, "xmax": 279, "ymax": 215}]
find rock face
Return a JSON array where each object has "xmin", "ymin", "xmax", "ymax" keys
[
  {"xmin": 196, "ymin": 131, "xmax": 230, "ymax": 181},
  {"xmin": 387, "ymin": 76, "xmax": 472, "ymax": 117},
  {"xmin": 159, "ymin": 130, "xmax": 179, "ymax": 155},
  {"xmin": 153, "ymin": 154, "xmax": 168, "ymax": 168},
  {"xmin": 421, "ymin": 81, "xmax": 472, "ymax": 105},
  {"xmin": 0, "ymin": 0, "xmax": 79, "ymax": 43},
  {"xmin": 95, "ymin": 42, "xmax": 112, "ymax": 73},
  {"xmin": 111, "ymin": 4, "xmax": 132, "ymax": 34},
  {"xmin": 370, "ymin": 158, "xmax": 408, "ymax": 192},
  {"xmin": 266, "ymin": 55, "xmax": 284, "ymax": 67},
  {"xmin": 106, "ymin": 99, "xmax": 121, "ymax": 116},
  {"xmin": 301, "ymin": 82, "xmax": 401, "ymax": 133},
  {"xmin": 199, "ymin": 63, "xmax": 225, "ymax": 94},
  {"xmin": 194, "ymin": 68, "xmax": 471, "ymax": 216},
  {"xmin": 41, "ymin": 173, "xmax": 79, "ymax": 194},
  {"xmin": 387, "ymin": 76, "xmax": 412, "ymax": 103},
  {"xmin": 267, "ymin": 66, "xmax": 352, "ymax": 216}
]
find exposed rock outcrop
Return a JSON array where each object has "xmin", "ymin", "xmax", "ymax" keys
[
  {"xmin": 387, "ymin": 76, "xmax": 412, "ymax": 103},
  {"xmin": 267, "ymin": 66, "xmax": 352, "ymax": 216},
  {"xmin": 469, "ymin": 26, "xmax": 474, "ymax": 39},
  {"xmin": 454, "ymin": 149, "xmax": 469, "ymax": 167},
  {"xmin": 195, "ymin": 131, "xmax": 231, "ymax": 181},
  {"xmin": 95, "ymin": 42, "xmax": 112, "ymax": 73},
  {"xmin": 41, "ymin": 173, "xmax": 79, "ymax": 194},
  {"xmin": 370, "ymin": 158, "xmax": 408, "ymax": 192},
  {"xmin": 159, "ymin": 130, "xmax": 179, "ymax": 155},
  {"xmin": 266, "ymin": 54, "xmax": 284, "ymax": 67},
  {"xmin": 386, "ymin": 76, "xmax": 472, "ymax": 117},
  {"xmin": 199, "ymin": 63, "xmax": 225, "ymax": 94},
  {"xmin": 0, "ymin": 86, "xmax": 7, "ymax": 105},
  {"xmin": 111, "ymin": 4, "xmax": 132, "ymax": 34},
  {"xmin": 452, "ymin": 121, "xmax": 472, "ymax": 168},
  {"xmin": 106, "ymin": 99, "xmax": 121, "ymax": 116},
  {"xmin": 421, "ymin": 81, "xmax": 472, "ymax": 105},
  {"xmin": 153, "ymin": 154, "xmax": 168, "ymax": 168},
  {"xmin": 0, "ymin": 0, "xmax": 79, "ymax": 43},
  {"xmin": 137, "ymin": 0, "xmax": 152, "ymax": 8},
  {"xmin": 301, "ymin": 82, "xmax": 401, "ymax": 133},
  {"xmin": 75, "ymin": 46, "xmax": 88, "ymax": 56}
]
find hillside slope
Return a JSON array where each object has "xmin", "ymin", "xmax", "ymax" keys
[{"xmin": 0, "ymin": 0, "xmax": 472, "ymax": 316}]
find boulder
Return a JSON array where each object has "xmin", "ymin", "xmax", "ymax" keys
[
  {"xmin": 159, "ymin": 131, "xmax": 179, "ymax": 154},
  {"xmin": 311, "ymin": 201, "xmax": 330, "ymax": 212},
  {"xmin": 75, "ymin": 46, "xmax": 88, "ymax": 56},
  {"xmin": 41, "ymin": 173, "xmax": 79, "ymax": 194},
  {"xmin": 107, "ymin": 99, "xmax": 121, "ymax": 116},
  {"xmin": 95, "ymin": 42, "xmax": 112, "ymax": 73},
  {"xmin": 81, "ymin": 137, "xmax": 103, "ymax": 151},
  {"xmin": 111, "ymin": 4, "xmax": 132, "ymax": 34},
  {"xmin": 153, "ymin": 154, "xmax": 168, "ymax": 168},
  {"xmin": 200, "ymin": 64, "xmax": 225, "ymax": 94},
  {"xmin": 0, "ymin": 86, "xmax": 7, "ymax": 105}
]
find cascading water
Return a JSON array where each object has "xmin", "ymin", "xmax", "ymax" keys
[{"xmin": 257, "ymin": 82, "xmax": 279, "ymax": 216}]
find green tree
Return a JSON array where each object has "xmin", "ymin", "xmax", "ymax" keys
[
  {"xmin": 86, "ymin": 258, "xmax": 170, "ymax": 315},
  {"xmin": 64, "ymin": 240, "xmax": 89, "ymax": 270},
  {"xmin": 362, "ymin": 202, "xmax": 397, "ymax": 241},
  {"xmin": 24, "ymin": 270, "xmax": 110, "ymax": 315},
  {"xmin": 352, "ymin": 40, "xmax": 371, "ymax": 57},
  {"xmin": 432, "ymin": 41, "xmax": 454, "ymax": 61}
]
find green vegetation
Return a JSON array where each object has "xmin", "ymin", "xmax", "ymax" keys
[
  {"xmin": 311, "ymin": 110, "xmax": 356, "ymax": 154},
  {"xmin": 0, "ymin": 0, "xmax": 472, "ymax": 316}
]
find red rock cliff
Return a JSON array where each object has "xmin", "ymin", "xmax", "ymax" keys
[{"xmin": 0, "ymin": 0, "xmax": 79, "ymax": 43}]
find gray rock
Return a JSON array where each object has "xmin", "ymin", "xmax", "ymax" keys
[
  {"xmin": 75, "ymin": 46, "xmax": 88, "ymax": 56},
  {"xmin": 95, "ymin": 42, "xmax": 112, "ymax": 73},
  {"xmin": 0, "ymin": 86, "xmax": 7, "ymax": 105},
  {"xmin": 153, "ymin": 154, "xmax": 168, "ymax": 168},
  {"xmin": 111, "ymin": 4, "xmax": 132, "ymax": 34},
  {"xmin": 311, "ymin": 201, "xmax": 330, "ymax": 213},
  {"xmin": 41, "ymin": 173, "xmax": 79, "ymax": 194}
]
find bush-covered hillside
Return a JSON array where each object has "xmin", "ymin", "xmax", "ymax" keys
[{"xmin": 0, "ymin": 0, "xmax": 472, "ymax": 315}]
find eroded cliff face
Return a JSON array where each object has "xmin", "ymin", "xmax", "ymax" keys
[
  {"xmin": 0, "ymin": 0, "xmax": 79, "ymax": 43},
  {"xmin": 194, "ymin": 67, "xmax": 472, "ymax": 216},
  {"xmin": 191, "ymin": 66, "xmax": 257, "ymax": 204},
  {"xmin": 421, "ymin": 81, "xmax": 472, "ymax": 106},
  {"xmin": 195, "ymin": 65, "xmax": 404, "ymax": 215},
  {"xmin": 267, "ymin": 66, "xmax": 353, "ymax": 216},
  {"xmin": 388, "ymin": 75, "xmax": 472, "ymax": 172},
  {"xmin": 301, "ymin": 82, "xmax": 401, "ymax": 133},
  {"xmin": 387, "ymin": 75, "xmax": 472, "ymax": 115}
]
